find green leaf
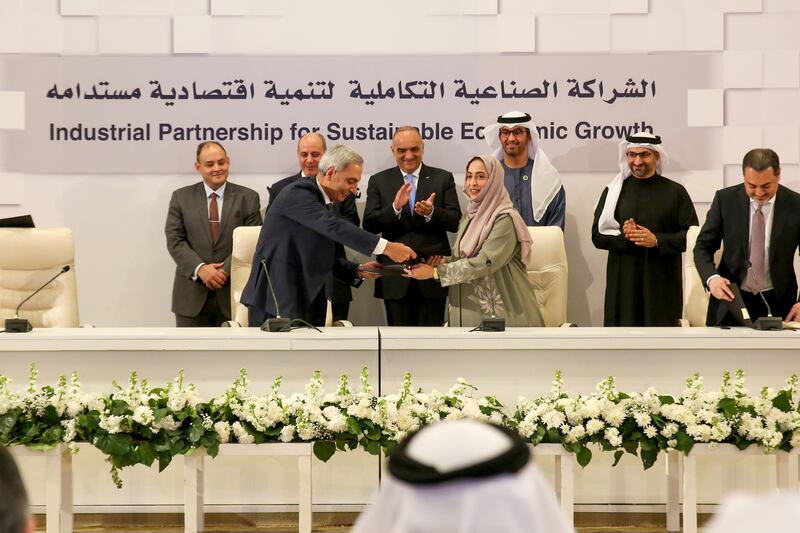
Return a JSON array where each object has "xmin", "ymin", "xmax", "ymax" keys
[
  {"xmin": 157, "ymin": 453, "xmax": 173, "ymax": 472},
  {"xmin": 313, "ymin": 440, "xmax": 336, "ymax": 462},
  {"xmin": 639, "ymin": 438, "xmax": 656, "ymax": 452},
  {"xmin": 772, "ymin": 390, "xmax": 793, "ymax": 413},
  {"xmin": 640, "ymin": 448, "xmax": 658, "ymax": 470},
  {"xmin": 346, "ymin": 417, "xmax": 363, "ymax": 436},
  {"xmin": 612, "ymin": 450, "xmax": 624, "ymax": 467},
  {"xmin": 170, "ymin": 438, "xmax": 187, "ymax": 456},
  {"xmin": 576, "ymin": 446, "xmax": 592, "ymax": 467},
  {"xmin": 96, "ymin": 434, "xmax": 133, "ymax": 457},
  {"xmin": 362, "ymin": 439, "xmax": 381, "ymax": 456},
  {"xmin": 717, "ymin": 398, "xmax": 738, "ymax": 418},
  {"xmin": 153, "ymin": 408, "xmax": 168, "ymax": 422},
  {"xmin": 545, "ymin": 428, "xmax": 561, "ymax": 443},
  {"xmin": 138, "ymin": 442, "xmax": 156, "ymax": 467},
  {"xmin": 658, "ymin": 395, "xmax": 676, "ymax": 405},
  {"xmin": 0, "ymin": 412, "xmax": 19, "ymax": 436},
  {"xmin": 189, "ymin": 423, "xmax": 205, "ymax": 443},
  {"xmin": 382, "ymin": 439, "xmax": 398, "ymax": 457},
  {"xmin": 675, "ymin": 430, "xmax": 694, "ymax": 455},
  {"xmin": 41, "ymin": 405, "xmax": 60, "ymax": 425},
  {"xmin": 110, "ymin": 400, "xmax": 131, "ymax": 416},
  {"xmin": 622, "ymin": 440, "xmax": 638, "ymax": 455}
]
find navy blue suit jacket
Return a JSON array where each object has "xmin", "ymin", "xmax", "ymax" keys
[{"xmin": 241, "ymin": 179, "xmax": 379, "ymax": 325}]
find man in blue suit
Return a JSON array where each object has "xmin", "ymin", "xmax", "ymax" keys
[{"xmin": 241, "ymin": 144, "xmax": 416, "ymax": 326}]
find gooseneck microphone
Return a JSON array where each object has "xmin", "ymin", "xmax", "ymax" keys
[
  {"xmin": 5, "ymin": 266, "xmax": 71, "ymax": 333},
  {"xmin": 754, "ymin": 291, "xmax": 782, "ymax": 330},
  {"xmin": 259, "ymin": 259, "xmax": 291, "ymax": 332}
]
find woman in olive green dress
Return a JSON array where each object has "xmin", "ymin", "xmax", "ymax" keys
[{"xmin": 405, "ymin": 154, "xmax": 544, "ymax": 327}]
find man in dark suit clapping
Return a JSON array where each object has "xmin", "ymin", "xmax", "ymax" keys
[
  {"xmin": 364, "ymin": 126, "xmax": 461, "ymax": 326},
  {"xmin": 165, "ymin": 141, "xmax": 262, "ymax": 326},
  {"xmin": 695, "ymin": 148, "xmax": 800, "ymax": 325}
]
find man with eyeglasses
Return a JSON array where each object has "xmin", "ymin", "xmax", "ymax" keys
[
  {"xmin": 485, "ymin": 111, "xmax": 565, "ymax": 230},
  {"xmin": 165, "ymin": 141, "xmax": 262, "ymax": 326},
  {"xmin": 267, "ymin": 133, "xmax": 360, "ymax": 322},
  {"xmin": 592, "ymin": 133, "xmax": 697, "ymax": 327},
  {"xmin": 364, "ymin": 126, "xmax": 461, "ymax": 326}
]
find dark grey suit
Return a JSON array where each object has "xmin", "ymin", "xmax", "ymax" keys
[{"xmin": 165, "ymin": 181, "xmax": 262, "ymax": 325}]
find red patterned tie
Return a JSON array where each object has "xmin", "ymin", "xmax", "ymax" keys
[
  {"xmin": 209, "ymin": 192, "xmax": 220, "ymax": 243},
  {"xmin": 744, "ymin": 204, "xmax": 765, "ymax": 293}
]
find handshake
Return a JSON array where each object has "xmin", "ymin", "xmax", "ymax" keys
[{"xmin": 356, "ymin": 241, "xmax": 417, "ymax": 280}]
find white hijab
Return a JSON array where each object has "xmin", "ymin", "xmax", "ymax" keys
[
  {"xmin": 596, "ymin": 133, "xmax": 669, "ymax": 236},
  {"xmin": 484, "ymin": 111, "xmax": 563, "ymax": 224}
]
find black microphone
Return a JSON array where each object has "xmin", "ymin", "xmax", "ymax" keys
[
  {"xmin": 754, "ymin": 291, "xmax": 782, "ymax": 330},
  {"xmin": 258, "ymin": 259, "xmax": 290, "ymax": 332},
  {"xmin": 5, "ymin": 266, "xmax": 70, "ymax": 333}
]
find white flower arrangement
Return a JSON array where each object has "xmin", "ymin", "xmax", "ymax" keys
[{"xmin": 2, "ymin": 364, "xmax": 799, "ymax": 485}]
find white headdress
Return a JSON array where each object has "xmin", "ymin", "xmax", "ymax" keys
[
  {"xmin": 596, "ymin": 132, "xmax": 669, "ymax": 236},
  {"xmin": 703, "ymin": 493, "xmax": 800, "ymax": 533},
  {"xmin": 484, "ymin": 111, "xmax": 563, "ymax": 223},
  {"xmin": 351, "ymin": 419, "xmax": 574, "ymax": 533}
]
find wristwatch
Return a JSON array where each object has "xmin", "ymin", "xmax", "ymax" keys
[{"xmin": 432, "ymin": 266, "xmax": 440, "ymax": 281}]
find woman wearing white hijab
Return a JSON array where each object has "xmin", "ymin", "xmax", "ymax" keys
[
  {"xmin": 351, "ymin": 419, "xmax": 574, "ymax": 533},
  {"xmin": 405, "ymin": 155, "xmax": 544, "ymax": 327}
]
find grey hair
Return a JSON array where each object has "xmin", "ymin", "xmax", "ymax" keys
[{"xmin": 318, "ymin": 144, "xmax": 363, "ymax": 176}]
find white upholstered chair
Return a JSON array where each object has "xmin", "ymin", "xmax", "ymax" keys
[
  {"xmin": 526, "ymin": 226, "xmax": 569, "ymax": 327},
  {"xmin": 681, "ymin": 225, "xmax": 720, "ymax": 327},
  {"xmin": 229, "ymin": 226, "xmax": 336, "ymax": 327},
  {"xmin": 230, "ymin": 226, "xmax": 260, "ymax": 327},
  {"xmin": 0, "ymin": 228, "xmax": 79, "ymax": 328}
]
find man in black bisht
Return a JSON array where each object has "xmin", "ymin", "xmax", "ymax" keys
[{"xmin": 591, "ymin": 133, "xmax": 698, "ymax": 326}]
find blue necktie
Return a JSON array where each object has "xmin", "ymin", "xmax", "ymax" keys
[{"xmin": 406, "ymin": 173, "xmax": 416, "ymax": 211}]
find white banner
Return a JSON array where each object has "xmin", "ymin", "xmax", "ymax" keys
[{"xmin": 0, "ymin": 54, "xmax": 720, "ymax": 173}]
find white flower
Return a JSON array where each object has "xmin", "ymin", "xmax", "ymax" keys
[
  {"xmin": 604, "ymin": 427, "xmax": 622, "ymax": 447},
  {"xmin": 280, "ymin": 425, "xmax": 295, "ymax": 443},
  {"xmin": 82, "ymin": 393, "xmax": 105, "ymax": 413},
  {"xmin": 586, "ymin": 418, "xmax": 605, "ymax": 435},
  {"xmin": 231, "ymin": 422, "xmax": 255, "ymax": 444},
  {"xmin": 214, "ymin": 421, "xmax": 231, "ymax": 443},
  {"xmin": 61, "ymin": 419, "xmax": 77, "ymax": 442},
  {"xmin": 132, "ymin": 406, "xmax": 154, "ymax": 426},
  {"xmin": 153, "ymin": 415, "xmax": 181, "ymax": 432},
  {"xmin": 99, "ymin": 414, "xmax": 126, "ymax": 434},
  {"xmin": 644, "ymin": 425, "xmax": 657, "ymax": 439}
]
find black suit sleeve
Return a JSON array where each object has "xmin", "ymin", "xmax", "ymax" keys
[
  {"xmin": 338, "ymin": 194, "xmax": 360, "ymax": 226},
  {"xmin": 363, "ymin": 174, "xmax": 402, "ymax": 233},
  {"xmin": 694, "ymin": 190, "xmax": 725, "ymax": 286}
]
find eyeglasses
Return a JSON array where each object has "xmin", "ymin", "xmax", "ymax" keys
[
  {"xmin": 626, "ymin": 151, "xmax": 654, "ymax": 160},
  {"xmin": 465, "ymin": 173, "xmax": 490, "ymax": 183},
  {"xmin": 499, "ymin": 128, "xmax": 527, "ymax": 139}
]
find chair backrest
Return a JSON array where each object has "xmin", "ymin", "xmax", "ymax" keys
[
  {"xmin": 230, "ymin": 226, "xmax": 262, "ymax": 327},
  {"xmin": 230, "ymin": 225, "xmax": 334, "ymax": 327},
  {"xmin": 683, "ymin": 225, "xmax": 723, "ymax": 326},
  {"xmin": 526, "ymin": 226, "xmax": 568, "ymax": 327},
  {"xmin": 0, "ymin": 228, "xmax": 79, "ymax": 327}
]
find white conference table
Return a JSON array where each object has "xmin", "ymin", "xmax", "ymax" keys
[{"xmin": 3, "ymin": 325, "xmax": 799, "ymax": 514}]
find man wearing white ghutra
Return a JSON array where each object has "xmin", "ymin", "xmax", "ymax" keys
[{"xmin": 592, "ymin": 133, "xmax": 698, "ymax": 327}]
